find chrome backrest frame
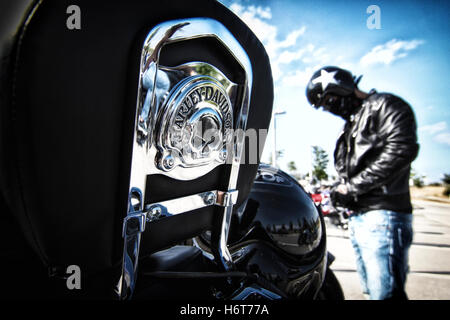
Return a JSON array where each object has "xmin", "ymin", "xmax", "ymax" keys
[{"xmin": 118, "ymin": 18, "xmax": 253, "ymax": 299}]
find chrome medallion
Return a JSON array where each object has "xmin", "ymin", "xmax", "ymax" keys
[{"xmin": 155, "ymin": 68, "xmax": 234, "ymax": 175}]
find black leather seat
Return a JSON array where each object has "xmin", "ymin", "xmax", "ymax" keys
[
  {"xmin": 139, "ymin": 246, "xmax": 207, "ymax": 273},
  {"xmin": 134, "ymin": 246, "xmax": 219, "ymax": 300}
]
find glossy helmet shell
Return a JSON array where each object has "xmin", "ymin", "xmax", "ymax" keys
[
  {"xmin": 230, "ymin": 164, "xmax": 324, "ymax": 258},
  {"xmin": 306, "ymin": 66, "xmax": 355, "ymax": 108}
]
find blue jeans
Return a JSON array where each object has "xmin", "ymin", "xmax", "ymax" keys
[{"xmin": 348, "ymin": 210, "xmax": 413, "ymax": 300}]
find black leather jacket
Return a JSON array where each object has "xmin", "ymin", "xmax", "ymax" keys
[{"xmin": 334, "ymin": 91, "xmax": 419, "ymax": 213}]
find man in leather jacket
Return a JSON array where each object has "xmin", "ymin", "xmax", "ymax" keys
[{"xmin": 306, "ymin": 66, "xmax": 419, "ymax": 299}]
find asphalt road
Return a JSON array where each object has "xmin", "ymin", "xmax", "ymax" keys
[{"xmin": 326, "ymin": 199, "xmax": 450, "ymax": 300}]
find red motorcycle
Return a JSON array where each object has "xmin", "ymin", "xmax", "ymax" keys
[{"xmin": 310, "ymin": 188, "xmax": 349, "ymax": 230}]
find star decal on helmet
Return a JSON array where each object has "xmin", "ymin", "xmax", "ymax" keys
[{"xmin": 312, "ymin": 69, "xmax": 338, "ymax": 91}]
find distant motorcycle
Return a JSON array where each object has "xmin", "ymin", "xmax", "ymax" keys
[{"xmin": 310, "ymin": 189, "xmax": 349, "ymax": 230}]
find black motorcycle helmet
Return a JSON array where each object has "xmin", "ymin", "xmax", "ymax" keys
[{"xmin": 306, "ymin": 66, "xmax": 362, "ymax": 120}]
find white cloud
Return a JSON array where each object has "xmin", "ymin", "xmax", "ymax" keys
[
  {"xmin": 280, "ymin": 56, "xmax": 355, "ymax": 88},
  {"xmin": 360, "ymin": 39, "xmax": 424, "ymax": 67},
  {"xmin": 277, "ymin": 48, "xmax": 306, "ymax": 65},
  {"xmin": 227, "ymin": 3, "xmax": 359, "ymax": 88},
  {"xmin": 228, "ymin": 3, "xmax": 306, "ymax": 81},
  {"xmin": 435, "ymin": 132, "xmax": 450, "ymax": 146},
  {"xmin": 419, "ymin": 121, "xmax": 447, "ymax": 135},
  {"xmin": 277, "ymin": 44, "xmax": 313, "ymax": 65},
  {"xmin": 230, "ymin": 4, "xmax": 276, "ymax": 46},
  {"xmin": 277, "ymin": 27, "xmax": 306, "ymax": 48},
  {"xmin": 419, "ymin": 122, "xmax": 450, "ymax": 146},
  {"xmin": 281, "ymin": 66, "xmax": 316, "ymax": 87}
]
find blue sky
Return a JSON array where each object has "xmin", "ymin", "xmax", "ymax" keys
[{"xmin": 219, "ymin": 0, "xmax": 450, "ymax": 183}]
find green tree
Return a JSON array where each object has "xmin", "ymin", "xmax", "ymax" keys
[
  {"xmin": 442, "ymin": 173, "xmax": 450, "ymax": 197},
  {"xmin": 277, "ymin": 150, "xmax": 284, "ymax": 159},
  {"xmin": 442, "ymin": 173, "xmax": 450, "ymax": 185},
  {"xmin": 311, "ymin": 146, "xmax": 329, "ymax": 181},
  {"xmin": 410, "ymin": 168, "xmax": 425, "ymax": 188},
  {"xmin": 287, "ymin": 161, "xmax": 297, "ymax": 172},
  {"xmin": 287, "ymin": 160, "xmax": 302, "ymax": 181}
]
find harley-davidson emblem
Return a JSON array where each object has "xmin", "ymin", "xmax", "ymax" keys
[
  {"xmin": 156, "ymin": 75, "xmax": 233, "ymax": 171},
  {"xmin": 174, "ymin": 85, "xmax": 232, "ymax": 130}
]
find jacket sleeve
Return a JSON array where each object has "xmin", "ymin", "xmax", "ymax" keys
[{"xmin": 347, "ymin": 99, "xmax": 419, "ymax": 195}]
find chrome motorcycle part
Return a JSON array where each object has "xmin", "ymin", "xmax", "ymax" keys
[
  {"xmin": 120, "ymin": 17, "xmax": 252, "ymax": 299},
  {"xmin": 145, "ymin": 189, "xmax": 238, "ymax": 220},
  {"xmin": 130, "ymin": 20, "xmax": 252, "ymax": 186},
  {"xmin": 154, "ymin": 70, "xmax": 235, "ymax": 177},
  {"xmin": 120, "ymin": 188, "xmax": 239, "ymax": 298}
]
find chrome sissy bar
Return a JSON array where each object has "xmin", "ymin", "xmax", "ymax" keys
[{"xmin": 117, "ymin": 18, "xmax": 252, "ymax": 300}]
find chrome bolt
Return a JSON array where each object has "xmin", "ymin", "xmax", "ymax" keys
[
  {"xmin": 162, "ymin": 155, "xmax": 175, "ymax": 170},
  {"xmin": 220, "ymin": 149, "xmax": 227, "ymax": 161},
  {"xmin": 203, "ymin": 192, "xmax": 216, "ymax": 205},
  {"xmin": 147, "ymin": 205, "xmax": 162, "ymax": 221}
]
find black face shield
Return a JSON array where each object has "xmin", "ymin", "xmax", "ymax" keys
[{"xmin": 318, "ymin": 93, "xmax": 361, "ymax": 121}]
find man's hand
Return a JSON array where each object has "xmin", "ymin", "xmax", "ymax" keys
[
  {"xmin": 330, "ymin": 184, "xmax": 352, "ymax": 207},
  {"xmin": 336, "ymin": 184, "xmax": 348, "ymax": 195}
]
